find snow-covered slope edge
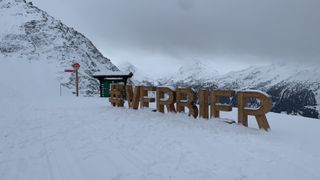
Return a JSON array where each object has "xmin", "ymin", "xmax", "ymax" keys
[{"xmin": 0, "ymin": 0, "xmax": 118, "ymax": 95}]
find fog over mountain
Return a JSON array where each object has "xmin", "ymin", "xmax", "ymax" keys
[{"xmin": 31, "ymin": 0, "xmax": 320, "ymax": 74}]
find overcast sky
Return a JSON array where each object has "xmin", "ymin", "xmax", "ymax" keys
[{"xmin": 32, "ymin": 0, "xmax": 320, "ymax": 75}]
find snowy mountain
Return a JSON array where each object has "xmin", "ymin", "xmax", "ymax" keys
[
  {"xmin": 215, "ymin": 64, "xmax": 320, "ymax": 119},
  {"xmin": 117, "ymin": 61, "xmax": 156, "ymax": 85},
  {"xmin": 156, "ymin": 61, "xmax": 220, "ymax": 89},
  {"xmin": 1, "ymin": 1, "xmax": 320, "ymax": 179},
  {"xmin": 0, "ymin": 0, "xmax": 118, "ymax": 95},
  {"xmin": 140, "ymin": 63, "xmax": 320, "ymax": 119}
]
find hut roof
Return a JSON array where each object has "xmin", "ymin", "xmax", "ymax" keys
[{"xmin": 93, "ymin": 71, "xmax": 133, "ymax": 79}]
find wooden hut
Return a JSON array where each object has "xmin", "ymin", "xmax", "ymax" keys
[{"xmin": 93, "ymin": 71, "xmax": 133, "ymax": 97}]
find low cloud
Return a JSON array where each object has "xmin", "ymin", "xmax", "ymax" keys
[{"xmin": 33, "ymin": 0, "xmax": 320, "ymax": 67}]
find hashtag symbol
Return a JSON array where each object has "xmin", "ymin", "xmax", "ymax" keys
[{"xmin": 109, "ymin": 84, "xmax": 125, "ymax": 107}]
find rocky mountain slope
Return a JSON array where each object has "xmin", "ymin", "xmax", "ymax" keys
[
  {"xmin": 0, "ymin": 0, "xmax": 118, "ymax": 95},
  {"xmin": 142, "ymin": 62, "xmax": 320, "ymax": 119},
  {"xmin": 216, "ymin": 64, "xmax": 320, "ymax": 119}
]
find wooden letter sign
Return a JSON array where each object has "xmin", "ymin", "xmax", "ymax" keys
[
  {"xmin": 211, "ymin": 90, "xmax": 236, "ymax": 118},
  {"xmin": 176, "ymin": 88, "xmax": 198, "ymax": 118},
  {"xmin": 238, "ymin": 91, "xmax": 272, "ymax": 131},
  {"xmin": 199, "ymin": 89, "xmax": 209, "ymax": 119},
  {"xmin": 126, "ymin": 85, "xmax": 141, "ymax": 110},
  {"xmin": 156, "ymin": 87, "xmax": 176, "ymax": 113},
  {"xmin": 111, "ymin": 85, "xmax": 273, "ymax": 131},
  {"xmin": 140, "ymin": 86, "xmax": 156, "ymax": 108},
  {"xmin": 109, "ymin": 84, "xmax": 125, "ymax": 107}
]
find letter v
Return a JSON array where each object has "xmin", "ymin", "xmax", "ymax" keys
[{"xmin": 126, "ymin": 85, "xmax": 141, "ymax": 110}]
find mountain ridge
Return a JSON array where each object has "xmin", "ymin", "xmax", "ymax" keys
[
  {"xmin": 0, "ymin": 0, "xmax": 119, "ymax": 95},
  {"xmin": 132, "ymin": 62, "xmax": 320, "ymax": 119}
]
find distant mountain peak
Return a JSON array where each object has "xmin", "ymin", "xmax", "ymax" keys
[
  {"xmin": 178, "ymin": 60, "xmax": 205, "ymax": 73},
  {"xmin": 166, "ymin": 60, "xmax": 219, "ymax": 83},
  {"xmin": 118, "ymin": 61, "xmax": 137, "ymax": 74}
]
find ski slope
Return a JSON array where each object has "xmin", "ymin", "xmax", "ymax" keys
[{"xmin": 1, "ymin": 59, "xmax": 320, "ymax": 180}]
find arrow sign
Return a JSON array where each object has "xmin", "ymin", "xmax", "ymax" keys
[{"xmin": 64, "ymin": 69, "xmax": 76, "ymax": 73}]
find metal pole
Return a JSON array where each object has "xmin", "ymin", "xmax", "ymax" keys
[{"xmin": 76, "ymin": 69, "xmax": 79, "ymax": 97}]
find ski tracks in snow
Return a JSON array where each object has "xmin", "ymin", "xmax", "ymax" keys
[{"xmin": 1, "ymin": 97, "xmax": 320, "ymax": 180}]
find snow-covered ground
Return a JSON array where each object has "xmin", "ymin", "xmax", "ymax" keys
[{"xmin": 1, "ymin": 59, "xmax": 320, "ymax": 180}]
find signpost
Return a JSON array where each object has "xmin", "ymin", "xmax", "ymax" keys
[
  {"xmin": 64, "ymin": 69, "xmax": 76, "ymax": 73},
  {"xmin": 64, "ymin": 63, "xmax": 80, "ymax": 97},
  {"xmin": 72, "ymin": 63, "xmax": 80, "ymax": 97}
]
